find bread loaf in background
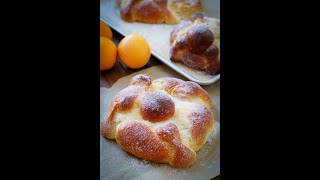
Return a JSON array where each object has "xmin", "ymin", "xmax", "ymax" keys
[
  {"xmin": 117, "ymin": 0, "xmax": 202, "ymax": 24},
  {"xmin": 170, "ymin": 13, "xmax": 220, "ymax": 75}
]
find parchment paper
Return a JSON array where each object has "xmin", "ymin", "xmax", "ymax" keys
[
  {"xmin": 100, "ymin": 0, "xmax": 220, "ymax": 84},
  {"xmin": 100, "ymin": 65, "xmax": 220, "ymax": 180}
]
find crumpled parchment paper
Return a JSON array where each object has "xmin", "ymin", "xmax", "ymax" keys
[{"xmin": 100, "ymin": 65, "xmax": 220, "ymax": 180}]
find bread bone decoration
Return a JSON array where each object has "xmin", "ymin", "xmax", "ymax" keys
[
  {"xmin": 117, "ymin": 0, "xmax": 202, "ymax": 24},
  {"xmin": 101, "ymin": 74, "xmax": 215, "ymax": 167},
  {"xmin": 170, "ymin": 13, "xmax": 220, "ymax": 75}
]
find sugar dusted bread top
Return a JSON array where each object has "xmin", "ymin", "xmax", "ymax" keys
[{"xmin": 101, "ymin": 74, "xmax": 215, "ymax": 167}]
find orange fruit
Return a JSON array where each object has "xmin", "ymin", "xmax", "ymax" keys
[
  {"xmin": 100, "ymin": 20, "xmax": 113, "ymax": 39},
  {"xmin": 100, "ymin": 37, "xmax": 117, "ymax": 71},
  {"xmin": 118, "ymin": 34, "xmax": 151, "ymax": 69}
]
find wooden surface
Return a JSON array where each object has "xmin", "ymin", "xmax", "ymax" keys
[{"xmin": 100, "ymin": 29, "xmax": 220, "ymax": 180}]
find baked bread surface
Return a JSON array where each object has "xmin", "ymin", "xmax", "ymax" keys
[
  {"xmin": 170, "ymin": 13, "xmax": 220, "ymax": 75},
  {"xmin": 101, "ymin": 74, "xmax": 215, "ymax": 167},
  {"xmin": 117, "ymin": 0, "xmax": 202, "ymax": 24}
]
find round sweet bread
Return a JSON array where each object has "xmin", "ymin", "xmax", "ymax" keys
[
  {"xmin": 100, "ymin": 74, "xmax": 215, "ymax": 167},
  {"xmin": 170, "ymin": 13, "xmax": 220, "ymax": 75},
  {"xmin": 117, "ymin": 0, "xmax": 202, "ymax": 24}
]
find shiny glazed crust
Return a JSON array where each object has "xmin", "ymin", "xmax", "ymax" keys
[
  {"xmin": 117, "ymin": 0, "xmax": 202, "ymax": 24},
  {"xmin": 101, "ymin": 74, "xmax": 215, "ymax": 167},
  {"xmin": 170, "ymin": 13, "xmax": 221, "ymax": 75}
]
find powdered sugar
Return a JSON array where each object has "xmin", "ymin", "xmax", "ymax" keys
[
  {"xmin": 141, "ymin": 91, "xmax": 175, "ymax": 122},
  {"xmin": 100, "ymin": 120, "xmax": 219, "ymax": 179}
]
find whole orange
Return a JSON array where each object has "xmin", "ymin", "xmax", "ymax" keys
[
  {"xmin": 100, "ymin": 37, "xmax": 117, "ymax": 71},
  {"xmin": 100, "ymin": 20, "xmax": 113, "ymax": 40},
  {"xmin": 118, "ymin": 34, "xmax": 151, "ymax": 69}
]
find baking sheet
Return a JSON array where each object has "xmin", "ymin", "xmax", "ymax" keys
[
  {"xmin": 100, "ymin": 65, "xmax": 220, "ymax": 180},
  {"xmin": 100, "ymin": 0, "xmax": 220, "ymax": 85}
]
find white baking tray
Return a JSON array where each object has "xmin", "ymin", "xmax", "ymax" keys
[{"xmin": 100, "ymin": 0, "xmax": 220, "ymax": 85}]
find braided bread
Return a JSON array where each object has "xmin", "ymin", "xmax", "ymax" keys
[
  {"xmin": 101, "ymin": 74, "xmax": 215, "ymax": 167},
  {"xmin": 170, "ymin": 13, "xmax": 220, "ymax": 75},
  {"xmin": 117, "ymin": 0, "xmax": 202, "ymax": 24}
]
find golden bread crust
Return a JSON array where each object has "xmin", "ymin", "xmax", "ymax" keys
[
  {"xmin": 170, "ymin": 13, "xmax": 221, "ymax": 75},
  {"xmin": 156, "ymin": 123, "xmax": 196, "ymax": 167},
  {"xmin": 188, "ymin": 105, "xmax": 213, "ymax": 150},
  {"xmin": 116, "ymin": 121, "xmax": 170, "ymax": 163},
  {"xmin": 141, "ymin": 91, "xmax": 175, "ymax": 122},
  {"xmin": 117, "ymin": 0, "xmax": 202, "ymax": 24}
]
